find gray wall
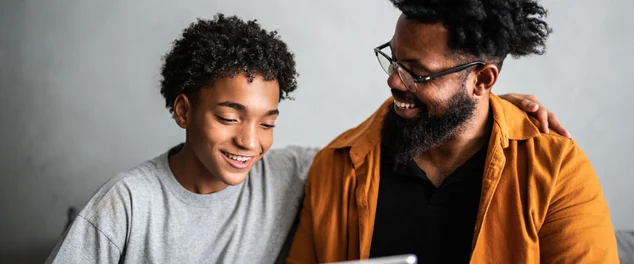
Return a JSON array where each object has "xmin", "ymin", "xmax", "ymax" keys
[{"xmin": 1, "ymin": 0, "xmax": 632, "ymax": 262}]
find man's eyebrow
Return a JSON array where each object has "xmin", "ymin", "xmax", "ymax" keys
[
  {"xmin": 399, "ymin": 58, "xmax": 433, "ymax": 74},
  {"xmin": 217, "ymin": 101, "xmax": 246, "ymax": 111},
  {"xmin": 389, "ymin": 45, "xmax": 433, "ymax": 73}
]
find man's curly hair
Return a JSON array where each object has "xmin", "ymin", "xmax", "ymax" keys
[
  {"xmin": 160, "ymin": 14, "xmax": 298, "ymax": 113},
  {"xmin": 390, "ymin": 0, "xmax": 552, "ymax": 66}
]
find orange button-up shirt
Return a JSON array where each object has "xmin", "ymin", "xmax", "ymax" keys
[{"xmin": 287, "ymin": 94, "xmax": 618, "ymax": 263}]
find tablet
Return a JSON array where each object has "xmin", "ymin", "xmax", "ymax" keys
[{"xmin": 324, "ymin": 254, "xmax": 417, "ymax": 264}]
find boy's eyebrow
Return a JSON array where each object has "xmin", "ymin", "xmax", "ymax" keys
[
  {"xmin": 217, "ymin": 101, "xmax": 246, "ymax": 111},
  {"xmin": 265, "ymin": 109, "xmax": 279, "ymax": 116},
  {"xmin": 218, "ymin": 101, "xmax": 279, "ymax": 116}
]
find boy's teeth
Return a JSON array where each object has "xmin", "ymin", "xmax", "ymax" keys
[{"xmin": 226, "ymin": 153, "xmax": 251, "ymax": 162}]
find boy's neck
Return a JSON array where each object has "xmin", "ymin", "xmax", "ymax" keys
[{"xmin": 168, "ymin": 143, "xmax": 228, "ymax": 194}]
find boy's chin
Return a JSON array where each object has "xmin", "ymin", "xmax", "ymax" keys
[{"xmin": 218, "ymin": 172, "xmax": 250, "ymax": 186}]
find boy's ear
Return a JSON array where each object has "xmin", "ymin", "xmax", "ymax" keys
[{"xmin": 173, "ymin": 94, "xmax": 192, "ymax": 129}]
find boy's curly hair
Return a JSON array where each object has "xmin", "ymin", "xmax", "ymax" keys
[{"xmin": 160, "ymin": 14, "xmax": 298, "ymax": 113}]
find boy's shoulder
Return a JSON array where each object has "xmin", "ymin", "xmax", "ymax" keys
[{"xmin": 78, "ymin": 154, "xmax": 167, "ymax": 220}]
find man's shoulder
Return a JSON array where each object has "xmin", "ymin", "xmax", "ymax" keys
[
  {"xmin": 303, "ymin": 141, "xmax": 359, "ymax": 193},
  {"xmin": 324, "ymin": 98, "xmax": 393, "ymax": 150},
  {"xmin": 524, "ymin": 115, "xmax": 576, "ymax": 151},
  {"xmin": 493, "ymin": 95, "xmax": 577, "ymax": 152},
  {"xmin": 505, "ymin": 118, "xmax": 592, "ymax": 185},
  {"xmin": 306, "ymin": 100, "xmax": 392, "ymax": 184}
]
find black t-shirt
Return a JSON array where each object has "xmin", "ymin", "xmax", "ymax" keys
[{"xmin": 369, "ymin": 145, "xmax": 487, "ymax": 263}]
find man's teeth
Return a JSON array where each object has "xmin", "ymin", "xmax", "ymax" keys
[
  {"xmin": 394, "ymin": 99, "xmax": 416, "ymax": 109},
  {"xmin": 225, "ymin": 153, "xmax": 252, "ymax": 162}
]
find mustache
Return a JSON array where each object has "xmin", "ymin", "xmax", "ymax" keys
[
  {"xmin": 381, "ymin": 85, "xmax": 477, "ymax": 167},
  {"xmin": 390, "ymin": 89, "xmax": 419, "ymax": 104}
]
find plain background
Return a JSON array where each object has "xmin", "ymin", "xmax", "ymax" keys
[{"xmin": 1, "ymin": 0, "xmax": 633, "ymax": 262}]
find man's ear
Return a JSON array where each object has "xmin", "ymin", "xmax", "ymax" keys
[
  {"xmin": 173, "ymin": 94, "xmax": 192, "ymax": 129},
  {"xmin": 473, "ymin": 64, "xmax": 499, "ymax": 96}
]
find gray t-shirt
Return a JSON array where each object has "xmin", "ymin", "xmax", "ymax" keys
[{"xmin": 45, "ymin": 144, "xmax": 319, "ymax": 264}]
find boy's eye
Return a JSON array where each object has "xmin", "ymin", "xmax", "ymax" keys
[
  {"xmin": 216, "ymin": 115, "xmax": 237, "ymax": 123},
  {"xmin": 261, "ymin": 123, "xmax": 276, "ymax": 129}
]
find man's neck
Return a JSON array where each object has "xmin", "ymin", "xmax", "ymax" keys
[
  {"xmin": 415, "ymin": 103, "xmax": 492, "ymax": 186},
  {"xmin": 168, "ymin": 143, "xmax": 228, "ymax": 194}
]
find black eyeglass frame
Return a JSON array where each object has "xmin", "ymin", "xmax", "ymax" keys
[{"xmin": 373, "ymin": 42, "xmax": 485, "ymax": 84}]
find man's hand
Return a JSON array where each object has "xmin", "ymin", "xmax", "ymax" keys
[{"xmin": 499, "ymin": 93, "xmax": 571, "ymax": 138}]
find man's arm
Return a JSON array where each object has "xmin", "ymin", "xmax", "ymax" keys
[{"xmin": 539, "ymin": 141, "xmax": 618, "ymax": 263}]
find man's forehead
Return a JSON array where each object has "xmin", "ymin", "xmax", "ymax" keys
[
  {"xmin": 394, "ymin": 17, "xmax": 449, "ymax": 53},
  {"xmin": 392, "ymin": 17, "xmax": 452, "ymax": 69}
]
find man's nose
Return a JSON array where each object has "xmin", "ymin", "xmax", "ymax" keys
[{"xmin": 387, "ymin": 69, "xmax": 408, "ymax": 92}]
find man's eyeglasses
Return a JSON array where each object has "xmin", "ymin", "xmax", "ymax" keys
[{"xmin": 373, "ymin": 42, "xmax": 485, "ymax": 92}]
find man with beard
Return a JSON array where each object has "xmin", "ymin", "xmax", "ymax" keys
[{"xmin": 286, "ymin": 0, "xmax": 619, "ymax": 263}]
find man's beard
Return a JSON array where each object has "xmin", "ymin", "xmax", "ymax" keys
[{"xmin": 381, "ymin": 84, "xmax": 478, "ymax": 167}]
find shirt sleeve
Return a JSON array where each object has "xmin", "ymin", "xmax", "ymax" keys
[
  {"xmin": 45, "ymin": 215, "xmax": 122, "ymax": 264},
  {"xmin": 538, "ymin": 141, "xmax": 619, "ymax": 263},
  {"xmin": 45, "ymin": 175, "xmax": 132, "ymax": 264},
  {"xmin": 267, "ymin": 145, "xmax": 320, "ymax": 182},
  {"xmin": 288, "ymin": 145, "xmax": 320, "ymax": 181}
]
